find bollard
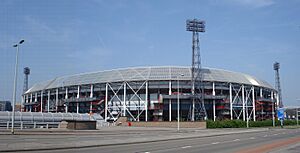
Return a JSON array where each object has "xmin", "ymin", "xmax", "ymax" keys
[{"xmin": 7, "ymin": 121, "xmax": 9, "ymax": 129}]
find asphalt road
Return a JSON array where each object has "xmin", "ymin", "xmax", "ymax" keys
[{"xmin": 30, "ymin": 128, "xmax": 300, "ymax": 153}]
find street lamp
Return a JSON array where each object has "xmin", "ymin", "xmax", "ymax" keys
[
  {"xmin": 11, "ymin": 39, "xmax": 25, "ymax": 134},
  {"xmin": 296, "ymin": 107, "xmax": 299, "ymax": 127},
  {"xmin": 177, "ymin": 74, "xmax": 184, "ymax": 132}
]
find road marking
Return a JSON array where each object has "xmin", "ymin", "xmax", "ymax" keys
[
  {"xmin": 233, "ymin": 139, "xmax": 240, "ymax": 141},
  {"xmin": 274, "ymin": 134, "xmax": 278, "ymax": 136},
  {"xmin": 212, "ymin": 142, "xmax": 220, "ymax": 144},
  {"xmin": 144, "ymin": 152, "xmax": 150, "ymax": 153},
  {"xmin": 181, "ymin": 146, "xmax": 192, "ymax": 149},
  {"xmin": 263, "ymin": 135, "xmax": 268, "ymax": 137},
  {"xmin": 250, "ymin": 137, "xmax": 255, "ymax": 139}
]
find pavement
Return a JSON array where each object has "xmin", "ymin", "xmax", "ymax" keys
[
  {"xmin": 269, "ymin": 141, "xmax": 300, "ymax": 153},
  {"xmin": 1, "ymin": 127, "xmax": 298, "ymax": 153},
  {"xmin": 0, "ymin": 127, "xmax": 271, "ymax": 152}
]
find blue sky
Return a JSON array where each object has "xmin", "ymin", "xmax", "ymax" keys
[{"xmin": 0, "ymin": 0, "xmax": 299, "ymax": 106}]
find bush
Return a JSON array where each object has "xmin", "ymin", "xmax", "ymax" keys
[
  {"xmin": 206, "ymin": 119, "xmax": 298, "ymax": 128},
  {"xmin": 207, "ymin": 120, "xmax": 246, "ymax": 128}
]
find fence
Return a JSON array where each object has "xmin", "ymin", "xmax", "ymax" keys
[{"xmin": 0, "ymin": 111, "xmax": 104, "ymax": 129}]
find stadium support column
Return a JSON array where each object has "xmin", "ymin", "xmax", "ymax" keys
[
  {"xmin": 90, "ymin": 84, "xmax": 93, "ymax": 114},
  {"xmin": 21, "ymin": 95, "xmax": 24, "ymax": 112},
  {"xmin": 169, "ymin": 81, "xmax": 172, "ymax": 121},
  {"xmin": 41, "ymin": 91, "xmax": 43, "ymax": 112},
  {"xmin": 47, "ymin": 90, "xmax": 50, "ymax": 112},
  {"xmin": 252, "ymin": 86, "xmax": 256, "ymax": 121},
  {"xmin": 35, "ymin": 92, "xmax": 37, "ymax": 102},
  {"xmin": 65, "ymin": 88, "xmax": 68, "ymax": 113},
  {"xmin": 145, "ymin": 81, "xmax": 148, "ymax": 121},
  {"xmin": 29, "ymin": 94, "xmax": 32, "ymax": 112},
  {"xmin": 260, "ymin": 88, "xmax": 263, "ymax": 98},
  {"xmin": 242, "ymin": 85, "xmax": 245, "ymax": 121},
  {"xmin": 230, "ymin": 83, "xmax": 233, "ymax": 120},
  {"xmin": 29, "ymin": 93, "xmax": 32, "ymax": 112},
  {"xmin": 34, "ymin": 93, "xmax": 37, "ymax": 112},
  {"xmin": 56, "ymin": 88, "xmax": 58, "ymax": 112},
  {"xmin": 213, "ymin": 82, "xmax": 216, "ymax": 121},
  {"xmin": 105, "ymin": 83, "xmax": 108, "ymax": 122},
  {"xmin": 77, "ymin": 86, "xmax": 80, "ymax": 114},
  {"xmin": 123, "ymin": 83, "xmax": 126, "ymax": 116},
  {"xmin": 276, "ymin": 92, "xmax": 279, "ymax": 108},
  {"xmin": 30, "ymin": 93, "xmax": 33, "ymax": 103}
]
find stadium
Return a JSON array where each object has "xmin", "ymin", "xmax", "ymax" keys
[{"xmin": 23, "ymin": 66, "xmax": 277, "ymax": 122}]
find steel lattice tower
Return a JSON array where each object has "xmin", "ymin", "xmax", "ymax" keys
[
  {"xmin": 186, "ymin": 19, "xmax": 207, "ymax": 121},
  {"xmin": 23, "ymin": 67, "xmax": 30, "ymax": 93},
  {"xmin": 274, "ymin": 62, "xmax": 283, "ymax": 108}
]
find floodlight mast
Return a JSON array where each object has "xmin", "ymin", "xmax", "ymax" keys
[
  {"xmin": 186, "ymin": 19, "xmax": 207, "ymax": 121},
  {"xmin": 274, "ymin": 62, "xmax": 283, "ymax": 108}
]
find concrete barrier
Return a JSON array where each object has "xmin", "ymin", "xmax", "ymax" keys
[{"xmin": 60, "ymin": 120, "xmax": 96, "ymax": 130}]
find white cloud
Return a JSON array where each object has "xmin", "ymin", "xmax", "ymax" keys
[
  {"xmin": 230, "ymin": 0, "xmax": 275, "ymax": 8},
  {"xmin": 24, "ymin": 16, "xmax": 56, "ymax": 34},
  {"xmin": 22, "ymin": 16, "xmax": 76, "ymax": 44}
]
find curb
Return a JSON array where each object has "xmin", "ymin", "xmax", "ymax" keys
[{"xmin": 0, "ymin": 129, "xmax": 269, "ymax": 152}]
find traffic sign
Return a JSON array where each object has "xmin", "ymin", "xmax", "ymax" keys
[{"xmin": 277, "ymin": 108, "xmax": 284, "ymax": 120}]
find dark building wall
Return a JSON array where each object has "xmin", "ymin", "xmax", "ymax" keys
[{"xmin": 0, "ymin": 101, "xmax": 12, "ymax": 111}]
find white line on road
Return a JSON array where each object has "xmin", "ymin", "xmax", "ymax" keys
[
  {"xmin": 263, "ymin": 135, "xmax": 268, "ymax": 137},
  {"xmin": 181, "ymin": 146, "xmax": 192, "ymax": 149},
  {"xmin": 233, "ymin": 139, "xmax": 240, "ymax": 141},
  {"xmin": 249, "ymin": 137, "xmax": 255, "ymax": 139},
  {"xmin": 212, "ymin": 142, "xmax": 220, "ymax": 144}
]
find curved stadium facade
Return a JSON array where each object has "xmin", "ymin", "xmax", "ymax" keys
[{"xmin": 23, "ymin": 66, "xmax": 277, "ymax": 122}]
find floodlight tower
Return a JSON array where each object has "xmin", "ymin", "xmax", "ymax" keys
[
  {"xmin": 274, "ymin": 62, "xmax": 283, "ymax": 108},
  {"xmin": 23, "ymin": 67, "xmax": 30, "ymax": 93},
  {"xmin": 186, "ymin": 19, "xmax": 207, "ymax": 121}
]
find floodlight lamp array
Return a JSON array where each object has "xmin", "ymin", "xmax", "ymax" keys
[
  {"xmin": 186, "ymin": 19, "xmax": 205, "ymax": 32},
  {"xmin": 273, "ymin": 62, "xmax": 280, "ymax": 70},
  {"xmin": 24, "ymin": 67, "xmax": 30, "ymax": 75}
]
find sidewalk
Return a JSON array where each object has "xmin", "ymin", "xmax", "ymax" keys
[{"xmin": 0, "ymin": 127, "xmax": 269, "ymax": 152}]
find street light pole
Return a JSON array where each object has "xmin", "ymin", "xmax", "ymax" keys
[
  {"xmin": 11, "ymin": 39, "xmax": 24, "ymax": 135},
  {"xmin": 296, "ymin": 108, "xmax": 298, "ymax": 127},
  {"xmin": 177, "ymin": 76, "xmax": 180, "ymax": 132},
  {"xmin": 272, "ymin": 102, "xmax": 275, "ymax": 127},
  {"xmin": 177, "ymin": 74, "xmax": 184, "ymax": 132}
]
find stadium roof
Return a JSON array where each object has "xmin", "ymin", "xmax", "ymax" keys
[{"xmin": 25, "ymin": 66, "xmax": 274, "ymax": 94}]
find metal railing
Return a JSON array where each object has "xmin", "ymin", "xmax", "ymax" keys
[
  {"xmin": 0, "ymin": 111, "xmax": 104, "ymax": 129},
  {"xmin": 1, "ymin": 121, "xmax": 60, "ymax": 129}
]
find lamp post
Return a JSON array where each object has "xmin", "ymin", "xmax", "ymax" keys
[
  {"xmin": 297, "ymin": 99, "xmax": 300, "ymax": 127},
  {"xmin": 177, "ymin": 74, "xmax": 184, "ymax": 132},
  {"xmin": 272, "ymin": 101, "xmax": 275, "ymax": 127},
  {"xmin": 296, "ymin": 108, "xmax": 299, "ymax": 127},
  {"xmin": 11, "ymin": 39, "xmax": 25, "ymax": 134}
]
